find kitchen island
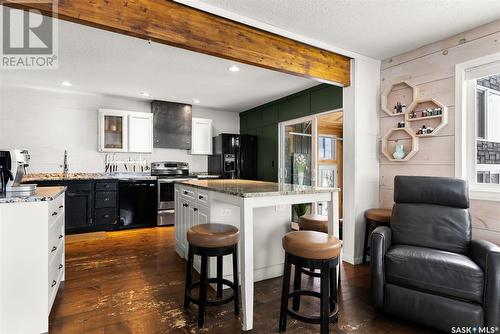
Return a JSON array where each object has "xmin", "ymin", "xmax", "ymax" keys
[{"xmin": 174, "ymin": 179, "xmax": 340, "ymax": 331}]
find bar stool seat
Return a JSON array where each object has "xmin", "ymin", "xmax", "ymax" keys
[
  {"xmin": 184, "ymin": 223, "xmax": 240, "ymax": 328},
  {"xmin": 298, "ymin": 214, "xmax": 328, "ymax": 233},
  {"xmin": 283, "ymin": 231, "xmax": 341, "ymax": 259},
  {"xmin": 280, "ymin": 231, "xmax": 341, "ymax": 334},
  {"xmin": 365, "ymin": 208, "xmax": 391, "ymax": 223},
  {"xmin": 187, "ymin": 223, "xmax": 239, "ymax": 248},
  {"xmin": 362, "ymin": 208, "xmax": 391, "ymax": 263}
]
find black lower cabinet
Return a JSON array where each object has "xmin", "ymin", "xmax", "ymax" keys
[
  {"xmin": 66, "ymin": 190, "xmax": 93, "ymax": 232},
  {"xmin": 29, "ymin": 179, "xmax": 120, "ymax": 234}
]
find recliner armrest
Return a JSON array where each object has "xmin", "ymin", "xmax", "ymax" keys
[
  {"xmin": 370, "ymin": 226, "xmax": 392, "ymax": 309},
  {"xmin": 471, "ymin": 239, "xmax": 500, "ymax": 270},
  {"xmin": 471, "ymin": 239, "xmax": 500, "ymax": 327}
]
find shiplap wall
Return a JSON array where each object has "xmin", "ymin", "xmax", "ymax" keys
[{"xmin": 379, "ymin": 20, "xmax": 500, "ymax": 245}]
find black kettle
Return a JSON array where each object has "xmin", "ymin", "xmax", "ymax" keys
[{"xmin": 0, "ymin": 165, "xmax": 13, "ymax": 194}]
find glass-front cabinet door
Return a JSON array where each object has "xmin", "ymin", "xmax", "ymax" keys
[
  {"xmin": 279, "ymin": 118, "xmax": 315, "ymax": 186},
  {"xmin": 98, "ymin": 109, "xmax": 128, "ymax": 152}
]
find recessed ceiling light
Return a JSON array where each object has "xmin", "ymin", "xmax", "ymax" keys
[
  {"xmin": 61, "ymin": 81, "xmax": 72, "ymax": 87},
  {"xmin": 192, "ymin": 99, "xmax": 200, "ymax": 104},
  {"xmin": 141, "ymin": 92, "xmax": 150, "ymax": 97},
  {"xmin": 228, "ymin": 65, "xmax": 240, "ymax": 72}
]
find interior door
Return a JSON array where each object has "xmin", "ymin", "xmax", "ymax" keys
[{"xmin": 279, "ymin": 117, "xmax": 315, "ymax": 186}]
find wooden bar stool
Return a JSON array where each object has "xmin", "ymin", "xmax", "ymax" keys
[
  {"xmin": 279, "ymin": 231, "xmax": 341, "ymax": 334},
  {"xmin": 362, "ymin": 208, "xmax": 391, "ymax": 264},
  {"xmin": 184, "ymin": 223, "xmax": 240, "ymax": 327}
]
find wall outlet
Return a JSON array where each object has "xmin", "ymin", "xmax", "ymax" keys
[
  {"xmin": 275, "ymin": 205, "xmax": 287, "ymax": 212},
  {"xmin": 220, "ymin": 208, "xmax": 231, "ymax": 217}
]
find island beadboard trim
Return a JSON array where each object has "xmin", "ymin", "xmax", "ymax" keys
[{"xmin": 4, "ymin": 0, "xmax": 351, "ymax": 86}]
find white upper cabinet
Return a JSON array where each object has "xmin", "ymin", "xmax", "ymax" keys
[
  {"xmin": 98, "ymin": 109, "xmax": 153, "ymax": 153},
  {"xmin": 128, "ymin": 112, "xmax": 153, "ymax": 153},
  {"xmin": 191, "ymin": 117, "xmax": 213, "ymax": 155},
  {"xmin": 98, "ymin": 109, "xmax": 128, "ymax": 152}
]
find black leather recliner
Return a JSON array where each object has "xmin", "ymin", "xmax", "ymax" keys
[{"xmin": 371, "ymin": 176, "xmax": 500, "ymax": 331}]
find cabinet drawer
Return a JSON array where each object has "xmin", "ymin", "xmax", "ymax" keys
[
  {"xmin": 48, "ymin": 247, "xmax": 64, "ymax": 309},
  {"xmin": 95, "ymin": 181, "xmax": 118, "ymax": 191},
  {"xmin": 95, "ymin": 208, "xmax": 117, "ymax": 225},
  {"xmin": 48, "ymin": 196, "xmax": 64, "ymax": 224},
  {"xmin": 180, "ymin": 187, "xmax": 196, "ymax": 200},
  {"xmin": 197, "ymin": 191, "xmax": 209, "ymax": 205},
  {"xmin": 48, "ymin": 193, "xmax": 65, "ymax": 216},
  {"xmin": 66, "ymin": 182, "xmax": 93, "ymax": 193},
  {"xmin": 49, "ymin": 214, "xmax": 64, "ymax": 251},
  {"xmin": 48, "ymin": 236, "xmax": 64, "ymax": 263},
  {"xmin": 95, "ymin": 191, "xmax": 117, "ymax": 209}
]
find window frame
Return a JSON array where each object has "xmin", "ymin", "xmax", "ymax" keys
[
  {"xmin": 318, "ymin": 134, "xmax": 337, "ymax": 161},
  {"xmin": 456, "ymin": 53, "xmax": 500, "ymax": 201}
]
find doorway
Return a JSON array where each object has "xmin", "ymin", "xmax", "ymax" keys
[{"xmin": 278, "ymin": 109, "xmax": 344, "ymax": 228}]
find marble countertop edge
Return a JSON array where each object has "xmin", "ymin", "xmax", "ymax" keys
[
  {"xmin": 176, "ymin": 179, "xmax": 339, "ymax": 198},
  {"xmin": 0, "ymin": 186, "xmax": 67, "ymax": 204}
]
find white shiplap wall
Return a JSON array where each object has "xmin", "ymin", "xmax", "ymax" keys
[
  {"xmin": 379, "ymin": 20, "xmax": 500, "ymax": 245},
  {"xmin": 0, "ymin": 84, "xmax": 240, "ymax": 173}
]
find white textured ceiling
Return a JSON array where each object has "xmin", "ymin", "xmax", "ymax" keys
[
  {"xmin": 194, "ymin": 0, "xmax": 500, "ymax": 59},
  {"xmin": 0, "ymin": 17, "xmax": 317, "ymax": 112}
]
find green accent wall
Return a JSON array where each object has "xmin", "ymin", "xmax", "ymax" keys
[{"xmin": 240, "ymin": 83, "xmax": 342, "ymax": 181}]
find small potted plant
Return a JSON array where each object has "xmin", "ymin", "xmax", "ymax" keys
[{"xmin": 295, "ymin": 154, "xmax": 307, "ymax": 186}]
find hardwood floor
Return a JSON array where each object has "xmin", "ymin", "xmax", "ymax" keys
[{"xmin": 50, "ymin": 227, "xmax": 438, "ymax": 333}]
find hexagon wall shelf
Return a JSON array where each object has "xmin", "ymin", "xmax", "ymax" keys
[
  {"xmin": 382, "ymin": 127, "xmax": 419, "ymax": 162},
  {"xmin": 381, "ymin": 80, "xmax": 419, "ymax": 117},
  {"xmin": 405, "ymin": 98, "xmax": 448, "ymax": 137}
]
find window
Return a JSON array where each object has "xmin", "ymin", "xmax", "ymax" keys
[
  {"xmin": 475, "ymin": 75, "xmax": 500, "ymax": 185},
  {"xmin": 456, "ymin": 54, "xmax": 500, "ymax": 201},
  {"xmin": 318, "ymin": 135, "xmax": 336, "ymax": 160}
]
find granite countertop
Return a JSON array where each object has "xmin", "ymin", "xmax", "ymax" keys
[
  {"xmin": 177, "ymin": 179, "xmax": 339, "ymax": 198},
  {"xmin": 23, "ymin": 172, "xmax": 157, "ymax": 182},
  {"xmin": 0, "ymin": 186, "xmax": 66, "ymax": 204}
]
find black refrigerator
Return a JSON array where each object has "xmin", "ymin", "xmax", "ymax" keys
[{"xmin": 208, "ymin": 133, "xmax": 257, "ymax": 179}]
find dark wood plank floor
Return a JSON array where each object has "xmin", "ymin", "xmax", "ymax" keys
[{"xmin": 50, "ymin": 227, "xmax": 438, "ymax": 333}]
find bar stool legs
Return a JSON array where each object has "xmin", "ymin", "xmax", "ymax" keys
[
  {"xmin": 279, "ymin": 253, "xmax": 339, "ymax": 333},
  {"xmin": 183, "ymin": 244, "xmax": 239, "ymax": 328}
]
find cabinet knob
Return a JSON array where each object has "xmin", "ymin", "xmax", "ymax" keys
[
  {"xmin": 104, "ymin": 197, "xmax": 110, "ymax": 201},
  {"xmin": 104, "ymin": 214, "xmax": 110, "ymax": 219},
  {"xmin": 193, "ymin": 208, "xmax": 198, "ymax": 212},
  {"xmin": 59, "ymin": 205, "xmax": 64, "ymax": 209},
  {"xmin": 51, "ymin": 280, "xmax": 57, "ymax": 287},
  {"xmin": 51, "ymin": 246, "xmax": 57, "ymax": 252},
  {"xmin": 52, "ymin": 212, "xmax": 58, "ymax": 216},
  {"xmin": 58, "ymin": 234, "xmax": 63, "ymax": 239},
  {"xmin": 182, "ymin": 203, "xmax": 189, "ymax": 207},
  {"xmin": 199, "ymin": 195, "xmax": 203, "ymax": 199},
  {"xmin": 184, "ymin": 191, "xmax": 189, "ymax": 195},
  {"xmin": 59, "ymin": 264, "xmax": 63, "ymax": 270}
]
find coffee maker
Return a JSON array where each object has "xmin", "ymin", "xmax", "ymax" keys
[{"xmin": 0, "ymin": 150, "xmax": 37, "ymax": 194}]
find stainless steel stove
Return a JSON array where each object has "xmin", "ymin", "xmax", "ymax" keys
[{"xmin": 151, "ymin": 161, "xmax": 196, "ymax": 226}]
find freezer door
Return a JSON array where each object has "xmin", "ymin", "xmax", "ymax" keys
[{"xmin": 238, "ymin": 135, "xmax": 257, "ymax": 180}]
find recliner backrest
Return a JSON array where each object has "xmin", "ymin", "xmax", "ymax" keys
[{"xmin": 392, "ymin": 176, "xmax": 471, "ymax": 255}]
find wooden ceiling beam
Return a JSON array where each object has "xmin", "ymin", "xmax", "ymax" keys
[{"xmin": 3, "ymin": 0, "xmax": 351, "ymax": 86}]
